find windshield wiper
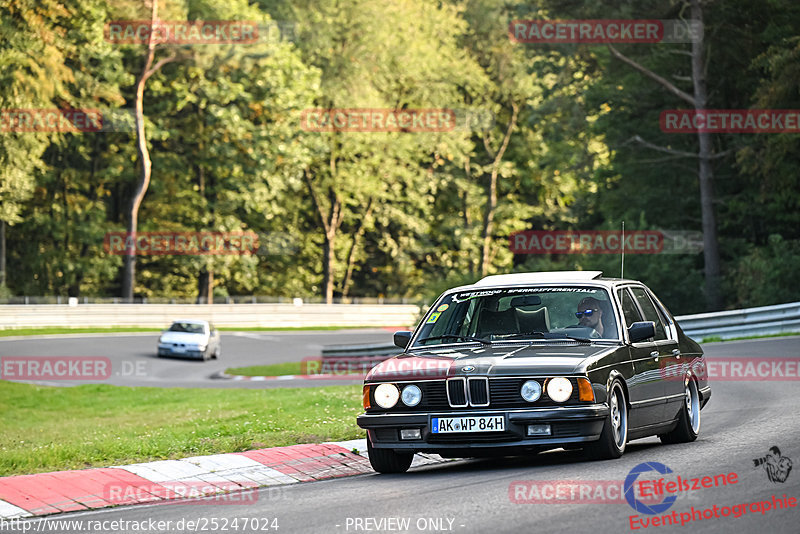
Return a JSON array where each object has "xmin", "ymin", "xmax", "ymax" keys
[
  {"xmin": 505, "ymin": 331, "xmax": 592, "ymax": 343},
  {"xmin": 417, "ymin": 334, "xmax": 492, "ymax": 346},
  {"xmin": 550, "ymin": 333, "xmax": 592, "ymax": 343},
  {"xmin": 504, "ymin": 331, "xmax": 548, "ymax": 340}
]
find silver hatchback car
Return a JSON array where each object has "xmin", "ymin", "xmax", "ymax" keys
[{"xmin": 157, "ymin": 319, "xmax": 221, "ymax": 360}]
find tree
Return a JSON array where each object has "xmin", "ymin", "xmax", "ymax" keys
[{"xmin": 121, "ymin": 0, "xmax": 181, "ymax": 300}]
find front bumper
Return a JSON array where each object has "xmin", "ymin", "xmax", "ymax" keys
[
  {"xmin": 357, "ymin": 405, "xmax": 608, "ymax": 453},
  {"xmin": 158, "ymin": 346, "xmax": 206, "ymax": 359}
]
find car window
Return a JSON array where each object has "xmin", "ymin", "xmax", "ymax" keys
[
  {"xmin": 630, "ymin": 287, "xmax": 667, "ymax": 341},
  {"xmin": 617, "ymin": 288, "xmax": 643, "ymax": 328},
  {"xmin": 414, "ymin": 286, "xmax": 619, "ymax": 345},
  {"xmin": 168, "ymin": 322, "xmax": 205, "ymax": 334}
]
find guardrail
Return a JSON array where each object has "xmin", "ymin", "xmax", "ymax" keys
[
  {"xmin": 321, "ymin": 342, "xmax": 402, "ymax": 369},
  {"xmin": 319, "ymin": 302, "xmax": 800, "ymax": 365},
  {"xmin": 0, "ymin": 303, "xmax": 421, "ymax": 329},
  {"xmin": 675, "ymin": 301, "xmax": 800, "ymax": 340}
]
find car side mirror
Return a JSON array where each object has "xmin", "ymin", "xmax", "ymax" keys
[
  {"xmin": 628, "ymin": 321, "xmax": 656, "ymax": 343},
  {"xmin": 393, "ymin": 331, "xmax": 412, "ymax": 349}
]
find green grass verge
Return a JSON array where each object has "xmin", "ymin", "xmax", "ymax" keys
[
  {"xmin": 0, "ymin": 380, "xmax": 363, "ymax": 477},
  {"xmin": 0, "ymin": 327, "xmax": 160, "ymax": 337},
  {"xmin": 225, "ymin": 360, "xmax": 367, "ymax": 377},
  {"xmin": 0, "ymin": 325, "xmax": 386, "ymax": 337},
  {"xmin": 700, "ymin": 331, "xmax": 800, "ymax": 343},
  {"xmin": 226, "ymin": 362, "xmax": 312, "ymax": 376}
]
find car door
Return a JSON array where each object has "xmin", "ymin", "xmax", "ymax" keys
[
  {"xmin": 617, "ymin": 287, "xmax": 665, "ymax": 428},
  {"xmin": 630, "ymin": 286, "xmax": 679, "ymax": 423},
  {"xmin": 209, "ymin": 323, "xmax": 219, "ymax": 353},
  {"xmin": 635, "ymin": 287, "xmax": 685, "ymax": 418}
]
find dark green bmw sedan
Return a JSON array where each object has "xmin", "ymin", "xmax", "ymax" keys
[{"xmin": 357, "ymin": 271, "xmax": 711, "ymax": 473}]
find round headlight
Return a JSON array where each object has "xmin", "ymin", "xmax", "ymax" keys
[
  {"xmin": 401, "ymin": 385, "xmax": 422, "ymax": 406},
  {"xmin": 374, "ymin": 383, "xmax": 400, "ymax": 409},
  {"xmin": 520, "ymin": 380, "xmax": 542, "ymax": 402},
  {"xmin": 546, "ymin": 377, "xmax": 573, "ymax": 403}
]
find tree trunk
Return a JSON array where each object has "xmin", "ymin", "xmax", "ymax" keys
[
  {"xmin": 691, "ymin": 0, "xmax": 722, "ymax": 310},
  {"xmin": 341, "ymin": 198, "xmax": 374, "ymax": 299},
  {"xmin": 480, "ymin": 102, "xmax": 519, "ymax": 277},
  {"xmin": 304, "ymin": 169, "xmax": 342, "ymax": 305},
  {"xmin": 607, "ymin": 1, "xmax": 723, "ymax": 310},
  {"xmin": 197, "ymin": 269, "xmax": 214, "ymax": 304},
  {"xmin": 0, "ymin": 220, "xmax": 5, "ymax": 288},
  {"xmin": 120, "ymin": 0, "xmax": 177, "ymax": 301},
  {"xmin": 323, "ymin": 228, "xmax": 336, "ymax": 303},
  {"xmin": 480, "ymin": 168, "xmax": 498, "ymax": 277},
  {"xmin": 122, "ymin": 1, "xmax": 159, "ymax": 301}
]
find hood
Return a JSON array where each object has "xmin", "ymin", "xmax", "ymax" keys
[
  {"xmin": 365, "ymin": 343, "xmax": 618, "ymax": 382},
  {"xmin": 159, "ymin": 331, "xmax": 207, "ymax": 345}
]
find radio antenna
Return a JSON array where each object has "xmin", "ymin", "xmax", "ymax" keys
[{"xmin": 620, "ymin": 221, "xmax": 625, "ymax": 279}]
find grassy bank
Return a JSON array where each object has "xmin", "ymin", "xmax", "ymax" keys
[
  {"xmin": 0, "ymin": 381, "xmax": 363, "ymax": 476},
  {"xmin": 225, "ymin": 360, "xmax": 368, "ymax": 377},
  {"xmin": 0, "ymin": 325, "xmax": 384, "ymax": 338},
  {"xmin": 700, "ymin": 332, "xmax": 800, "ymax": 343}
]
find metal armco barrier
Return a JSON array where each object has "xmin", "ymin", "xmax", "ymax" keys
[
  {"xmin": 0, "ymin": 303, "xmax": 420, "ymax": 329},
  {"xmin": 321, "ymin": 342, "xmax": 401, "ymax": 368},
  {"xmin": 675, "ymin": 301, "xmax": 800, "ymax": 340}
]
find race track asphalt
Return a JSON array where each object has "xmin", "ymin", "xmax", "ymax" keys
[
  {"xmin": 0, "ymin": 329, "xmax": 390, "ymax": 388},
  {"xmin": 4, "ymin": 336, "xmax": 800, "ymax": 534}
]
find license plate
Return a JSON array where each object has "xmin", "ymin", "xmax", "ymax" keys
[
  {"xmin": 172, "ymin": 346, "xmax": 185, "ymax": 353},
  {"xmin": 431, "ymin": 415, "xmax": 505, "ymax": 433}
]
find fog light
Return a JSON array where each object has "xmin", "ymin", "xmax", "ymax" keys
[
  {"xmin": 400, "ymin": 429, "xmax": 422, "ymax": 440},
  {"xmin": 527, "ymin": 424, "xmax": 551, "ymax": 436}
]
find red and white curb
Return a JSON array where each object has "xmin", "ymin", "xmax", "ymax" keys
[{"xmin": 0, "ymin": 439, "xmax": 449, "ymax": 519}]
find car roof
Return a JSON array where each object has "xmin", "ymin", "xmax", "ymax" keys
[
  {"xmin": 447, "ymin": 271, "xmax": 642, "ymax": 292},
  {"xmin": 171, "ymin": 319, "xmax": 209, "ymax": 326}
]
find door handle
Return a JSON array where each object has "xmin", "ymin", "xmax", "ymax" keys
[
  {"xmin": 650, "ymin": 350, "xmax": 659, "ymax": 361},
  {"xmin": 672, "ymin": 348, "xmax": 681, "ymax": 359}
]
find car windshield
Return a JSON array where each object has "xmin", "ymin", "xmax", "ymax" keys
[
  {"xmin": 414, "ymin": 286, "xmax": 620, "ymax": 346},
  {"xmin": 168, "ymin": 322, "xmax": 205, "ymax": 334}
]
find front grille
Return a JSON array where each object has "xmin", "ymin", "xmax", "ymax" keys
[
  {"xmin": 447, "ymin": 378, "xmax": 467, "ymax": 406},
  {"xmin": 468, "ymin": 378, "xmax": 489, "ymax": 406},
  {"xmin": 367, "ymin": 377, "xmax": 583, "ymax": 412}
]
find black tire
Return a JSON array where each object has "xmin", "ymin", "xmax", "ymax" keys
[
  {"xmin": 367, "ymin": 435, "xmax": 413, "ymax": 474},
  {"xmin": 586, "ymin": 380, "xmax": 628, "ymax": 460},
  {"xmin": 659, "ymin": 377, "xmax": 700, "ymax": 444},
  {"xmin": 213, "ymin": 346, "xmax": 220, "ymax": 359}
]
